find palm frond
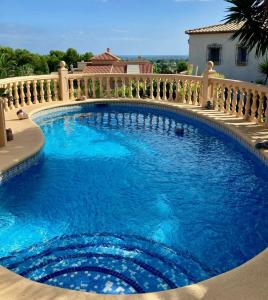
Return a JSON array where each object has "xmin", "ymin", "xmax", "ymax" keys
[{"xmin": 224, "ymin": 0, "xmax": 268, "ymax": 57}]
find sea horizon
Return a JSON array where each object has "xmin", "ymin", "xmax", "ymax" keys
[{"xmin": 119, "ymin": 55, "xmax": 188, "ymax": 61}]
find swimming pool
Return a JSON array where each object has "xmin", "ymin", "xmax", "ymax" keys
[{"xmin": 0, "ymin": 103, "xmax": 267, "ymax": 295}]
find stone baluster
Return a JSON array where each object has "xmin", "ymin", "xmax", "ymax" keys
[
  {"xmin": 257, "ymin": 93, "xmax": 265, "ymax": 124},
  {"xmin": 46, "ymin": 80, "xmax": 52, "ymax": 102},
  {"xmin": 188, "ymin": 81, "xmax": 193, "ymax": 104},
  {"xmin": 225, "ymin": 85, "xmax": 232, "ymax": 113},
  {"xmin": 163, "ymin": 79, "xmax": 167, "ymax": 101},
  {"xmin": 26, "ymin": 81, "xmax": 31, "ymax": 105},
  {"xmin": 193, "ymin": 82, "xmax": 199, "ymax": 105},
  {"xmin": 32, "ymin": 80, "xmax": 38, "ymax": 104},
  {"xmin": 40, "ymin": 80, "xmax": 45, "ymax": 103},
  {"xmin": 237, "ymin": 88, "xmax": 244, "ymax": 117},
  {"xmin": 186, "ymin": 80, "xmax": 191, "ymax": 103},
  {"xmin": 8, "ymin": 83, "xmax": 14, "ymax": 110},
  {"xmin": 150, "ymin": 79, "xmax": 154, "ymax": 100},
  {"xmin": 129, "ymin": 78, "xmax": 133, "ymax": 99},
  {"xmin": 168, "ymin": 80, "xmax": 173, "ymax": 101},
  {"xmin": 99, "ymin": 78, "xmax": 103, "ymax": 98},
  {"xmin": 115, "ymin": 77, "xmax": 119, "ymax": 98},
  {"xmin": 211, "ymin": 83, "xmax": 218, "ymax": 109},
  {"xmin": 156, "ymin": 78, "xmax": 161, "ymax": 100},
  {"xmin": 77, "ymin": 79, "xmax": 81, "ymax": 98},
  {"xmin": 14, "ymin": 82, "xmax": 19, "ymax": 108},
  {"xmin": 244, "ymin": 88, "xmax": 252, "ymax": 119},
  {"xmin": 136, "ymin": 78, "xmax": 140, "ymax": 99},
  {"xmin": 264, "ymin": 93, "xmax": 268, "ymax": 128},
  {"xmin": 250, "ymin": 90, "xmax": 258, "ymax": 122},
  {"xmin": 53, "ymin": 79, "xmax": 59, "ymax": 101},
  {"xmin": 19, "ymin": 81, "xmax": 25, "ymax": 107},
  {"xmin": 92, "ymin": 78, "xmax": 96, "ymax": 98},
  {"xmin": 84, "ymin": 78, "xmax": 89, "ymax": 98},
  {"xmin": 143, "ymin": 79, "xmax": 147, "ymax": 98},
  {"xmin": 231, "ymin": 87, "xmax": 238, "ymax": 115},
  {"xmin": 191, "ymin": 81, "xmax": 196, "ymax": 104},
  {"xmin": 106, "ymin": 77, "xmax": 111, "ymax": 98},
  {"xmin": 199, "ymin": 81, "xmax": 204, "ymax": 106},
  {"xmin": 257, "ymin": 93, "xmax": 264, "ymax": 124},
  {"xmin": 175, "ymin": 79, "xmax": 180, "ymax": 102},
  {"xmin": 220, "ymin": 84, "xmax": 225, "ymax": 112},
  {"xmin": 69, "ymin": 79, "xmax": 74, "ymax": 100},
  {"xmin": 122, "ymin": 78, "xmax": 126, "ymax": 98},
  {"xmin": 181, "ymin": 80, "xmax": 186, "ymax": 103}
]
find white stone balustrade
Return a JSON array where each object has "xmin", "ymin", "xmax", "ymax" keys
[
  {"xmin": 0, "ymin": 75, "xmax": 60, "ymax": 111},
  {"xmin": 0, "ymin": 61, "xmax": 268, "ymax": 142},
  {"xmin": 210, "ymin": 77, "xmax": 268, "ymax": 127}
]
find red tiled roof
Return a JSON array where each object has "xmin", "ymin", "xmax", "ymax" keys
[
  {"xmin": 185, "ymin": 22, "xmax": 244, "ymax": 34},
  {"xmin": 140, "ymin": 63, "xmax": 153, "ymax": 74},
  {"xmin": 91, "ymin": 52, "xmax": 121, "ymax": 61},
  {"xmin": 111, "ymin": 65, "xmax": 126, "ymax": 73},
  {"xmin": 83, "ymin": 65, "xmax": 127, "ymax": 74},
  {"xmin": 83, "ymin": 65, "xmax": 112, "ymax": 74}
]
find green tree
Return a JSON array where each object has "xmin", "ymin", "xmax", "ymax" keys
[
  {"xmin": 224, "ymin": 0, "xmax": 268, "ymax": 57},
  {"xmin": 258, "ymin": 58, "xmax": 268, "ymax": 83},
  {"xmin": 0, "ymin": 46, "xmax": 94, "ymax": 77},
  {"xmin": 81, "ymin": 51, "xmax": 93, "ymax": 62},
  {"xmin": 47, "ymin": 50, "xmax": 65, "ymax": 72},
  {"xmin": 0, "ymin": 53, "xmax": 16, "ymax": 78},
  {"xmin": 177, "ymin": 60, "xmax": 188, "ymax": 73},
  {"xmin": 64, "ymin": 48, "xmax": 81, "ymax": 68},
  {"xmin": 16, "ymin": 64, "xmax": 34, "ymax": 76}
]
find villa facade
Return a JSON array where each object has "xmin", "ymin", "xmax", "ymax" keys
[
  {"xmin": 73, "ymin": 48, "xmax": 153, "ymax": 75},
  {"xmin": 186, "ymin": 23, "xmax": 266, "ymax": 83}
]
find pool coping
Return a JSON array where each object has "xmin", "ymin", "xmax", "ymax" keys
[{"xmin": 0, "ymin": 98, "xmax": 268, "ymax": 300}]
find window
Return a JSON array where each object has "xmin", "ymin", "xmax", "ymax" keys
[
  {"xmin": 207, "ymin": 44, "xmax": 222, "ymax": 65},
  {"xmin": 236, "ymin": 46, "xmax": 248, "ymax": 65}
]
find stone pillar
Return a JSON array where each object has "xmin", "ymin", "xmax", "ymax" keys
[
  {"xmin": 0, "ymin": 98, "xmax": 7, "ymax": 147},
  {"xmin": 58, "ymin": 61, "xmax": 69, "ymax": 101},
  {"xmin": 202, "ymin": 61, "xmax": 217, "ymax": 108}
]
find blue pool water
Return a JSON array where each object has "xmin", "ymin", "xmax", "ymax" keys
[{"xmin": 0, "ymin": 103, "xmax": 268, "ymax": 295}]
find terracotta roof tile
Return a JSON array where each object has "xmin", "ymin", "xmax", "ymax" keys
[
  {"xmin": 82, "ymin": 63, "xmax": 152, "ymax": 74},
  {"xmin": 111, "ymin": 65, "xmax": 126, "ymax": 73},
  {"xmin": 140, "ymin": 63, "xmax": 153, "ymax": 74},
  {"xmin": 186, "ymin": 22, "xmax": 244, "ymax": 34},
  {"xmin": 92, "ymin": 52, "xmax": 120, "ymax": 61},
  {"xmin": 83, "ymin": 65, "xmax": 112, "ymax": 74}
]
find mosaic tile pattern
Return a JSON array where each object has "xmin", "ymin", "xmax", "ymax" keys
[
  {"xmin": 0, "ymin": 151, "xmax": 43, "ymax": 184},
  {"xmin": 0, "ymin": 233, "xmax": 210, "ymax": 294}
]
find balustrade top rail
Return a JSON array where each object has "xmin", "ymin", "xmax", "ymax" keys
[
  {"xmin": 66, "ymin": 73, "xmax": 203, "ymax": 81},
  {"xmin": 0, "ymin": 74, "xmax": 59, "ymax": 85},
  {"xmin": 210, "ymin": 77, "xmax": 268, "ymax": 93},
  {"xmin": 0, "ymin": 61, "xmax": 268, "ymax": 130}
]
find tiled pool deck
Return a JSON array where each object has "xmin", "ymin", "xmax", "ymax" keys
[{"xmin": 0, "ymin": 99, "xmax": 268, "ymax": 300}]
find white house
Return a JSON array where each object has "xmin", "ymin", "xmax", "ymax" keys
[{"xmin": 185, "ymin": 22, "xmax": 266, "ymax": 83}]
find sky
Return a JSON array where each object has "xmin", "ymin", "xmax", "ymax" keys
[{"xmin": 0, "ymin": 0, "xmax": 229, "ymax": 56}]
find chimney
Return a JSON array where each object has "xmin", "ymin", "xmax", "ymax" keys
[{"xmin": 106, "ymin": 48, "xmax": 111, "ymax": 53}]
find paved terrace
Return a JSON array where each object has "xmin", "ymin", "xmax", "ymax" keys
[{"xmin": 0, "ymin": 98, "xmax": 268, "ymax": 300}]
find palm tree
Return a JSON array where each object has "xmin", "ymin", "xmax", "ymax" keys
[
  {"xmin": 258, "ymin": 58, "xmax": 268, "ymax": 84},
  {"xmin": 224, "ymin": 0, "xmax": 268, "ymax": 57}
]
